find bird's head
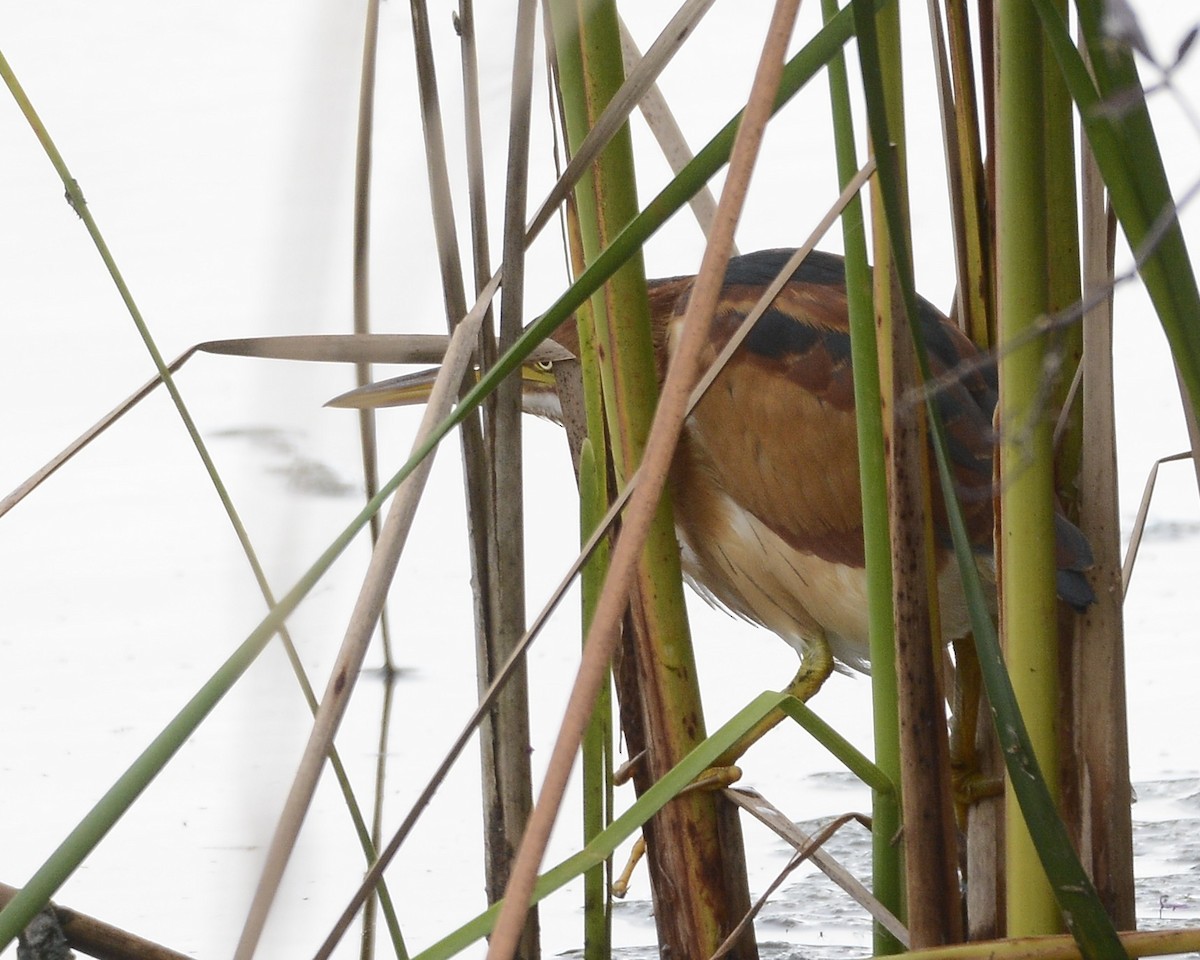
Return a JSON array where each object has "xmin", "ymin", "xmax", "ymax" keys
[{"xmin": 325, "ymin": 332, "xmax": 577, "ymax": 423}]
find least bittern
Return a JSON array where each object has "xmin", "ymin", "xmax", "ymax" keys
[{"xmin": 330, "ymin": 249, "xmax": 1094, "ymax": 710}]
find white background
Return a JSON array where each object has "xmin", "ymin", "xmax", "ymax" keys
[{"xmin": 1, "ymin": 2, "xmax": 1198, "ymax": 957}]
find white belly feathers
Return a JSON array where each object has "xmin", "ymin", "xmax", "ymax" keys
[{"xmin": 677, "ymin": 491, "xmax": 980, "ymax": 675}]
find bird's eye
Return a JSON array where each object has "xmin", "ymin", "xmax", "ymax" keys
[{"xmin": 534, "ymin": 359, "xmax": 554, "ymax": 372}]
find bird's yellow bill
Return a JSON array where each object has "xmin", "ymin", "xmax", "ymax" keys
[
  {"xmin": 326, "ymin": 369, "xmax": 444, "ymax": 409},
  {"xmin": 326, "ymin": 362, "xmax": 558, "ymax": 410}
]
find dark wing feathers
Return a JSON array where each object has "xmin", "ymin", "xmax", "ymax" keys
[
  {"xmin": 652, "ymin": 248, "xmax": 1092, "ymax": 606},
  {"xmin": 1053, "ymin": 513, "xmax": 1097, "ymax": 609},
  {"xmin": 694, "ymin": 249, "xmax": 999, "ymax": 546},
  {"xmin": 721, "ymin": 247, "xmax": 849, "ymax": 289},
  {"xmin": 675, "ymin": 277, "xmax": 866, "ymax": 565}
]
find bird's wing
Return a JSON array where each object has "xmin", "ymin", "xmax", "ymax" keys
[
  {"xmin": 669, "ymin": 255, "xmax": 998, "ymax": 568},
  {"xmin": 679, "ymin": 276, "xmax": 870, "ymax": 567},
  {"xmin": 911, "ymin": 297, "xmax": 998, "ymax": 555}
]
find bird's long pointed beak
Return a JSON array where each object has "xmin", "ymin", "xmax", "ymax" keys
[
  {"xmin": 325, "ymin": 337, "xmax": 573, "ymax": 410},
  {"xmin": 326, "ymin": 369, "xmax": 443, "ymax": 409}
]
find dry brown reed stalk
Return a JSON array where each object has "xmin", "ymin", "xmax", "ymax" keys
[
  {"xmin": 0, "ymin": 883, "xmax": 192, "ymax": 960},
  {"xmin": 484, "ymin": 1, "xmax": 804, "ymax": 956},
  {"xmin": 232, "ymin": 276, "xmax": 501, "ymax": 960}
]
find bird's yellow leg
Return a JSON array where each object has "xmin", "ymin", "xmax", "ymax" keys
[
  {"xmin": 610, "ymin": 636, "xmax": 834, "ymax": 898},
  {"xmin": 712, "ymin": 632, "xmax": 835, "ymax": 769},
  {"xmin": 611, "ymin": 836, "xmax": 645, "ymax": 898},
  {"xmin": 609, "ymin": 763, "xmax": 740, "ymax": 897},
  {"xmin": 950, "ymin": 636, "xmax": 1003, "ymax": 825}
]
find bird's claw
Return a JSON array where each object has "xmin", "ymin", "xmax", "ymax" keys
[{"xmin": 612, "ymin": 836, "xmax": 646, "ymax": 899}]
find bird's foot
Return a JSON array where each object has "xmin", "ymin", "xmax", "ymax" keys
[
  {"xmin": 610, "ymin": 641, "xmax": 834, "ymax": 898},
  {"xmin": 948, "ymin": 637, "xmax": 1005, "ymax": 825},
  {"xmin": 612, "ymin": 836, "xmax": 645, "ymax": 898},
  {"xmin": 685, "ymin": 765, "xmax": 743, "ymax": 793},
  {"xmin": 608, "ymin": 762, "xmax": 742, "ymax": 898},
  {"xmin": 615, "ymin": 752, "xmax": 741, "ymax": 793},
  {"xmin": 612, "ymin": 751, "xmax": 645, "ymax": 786},
  {"xmin": 952, "ymin": 768, "xmax": 1004, "ymax": 823}
]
